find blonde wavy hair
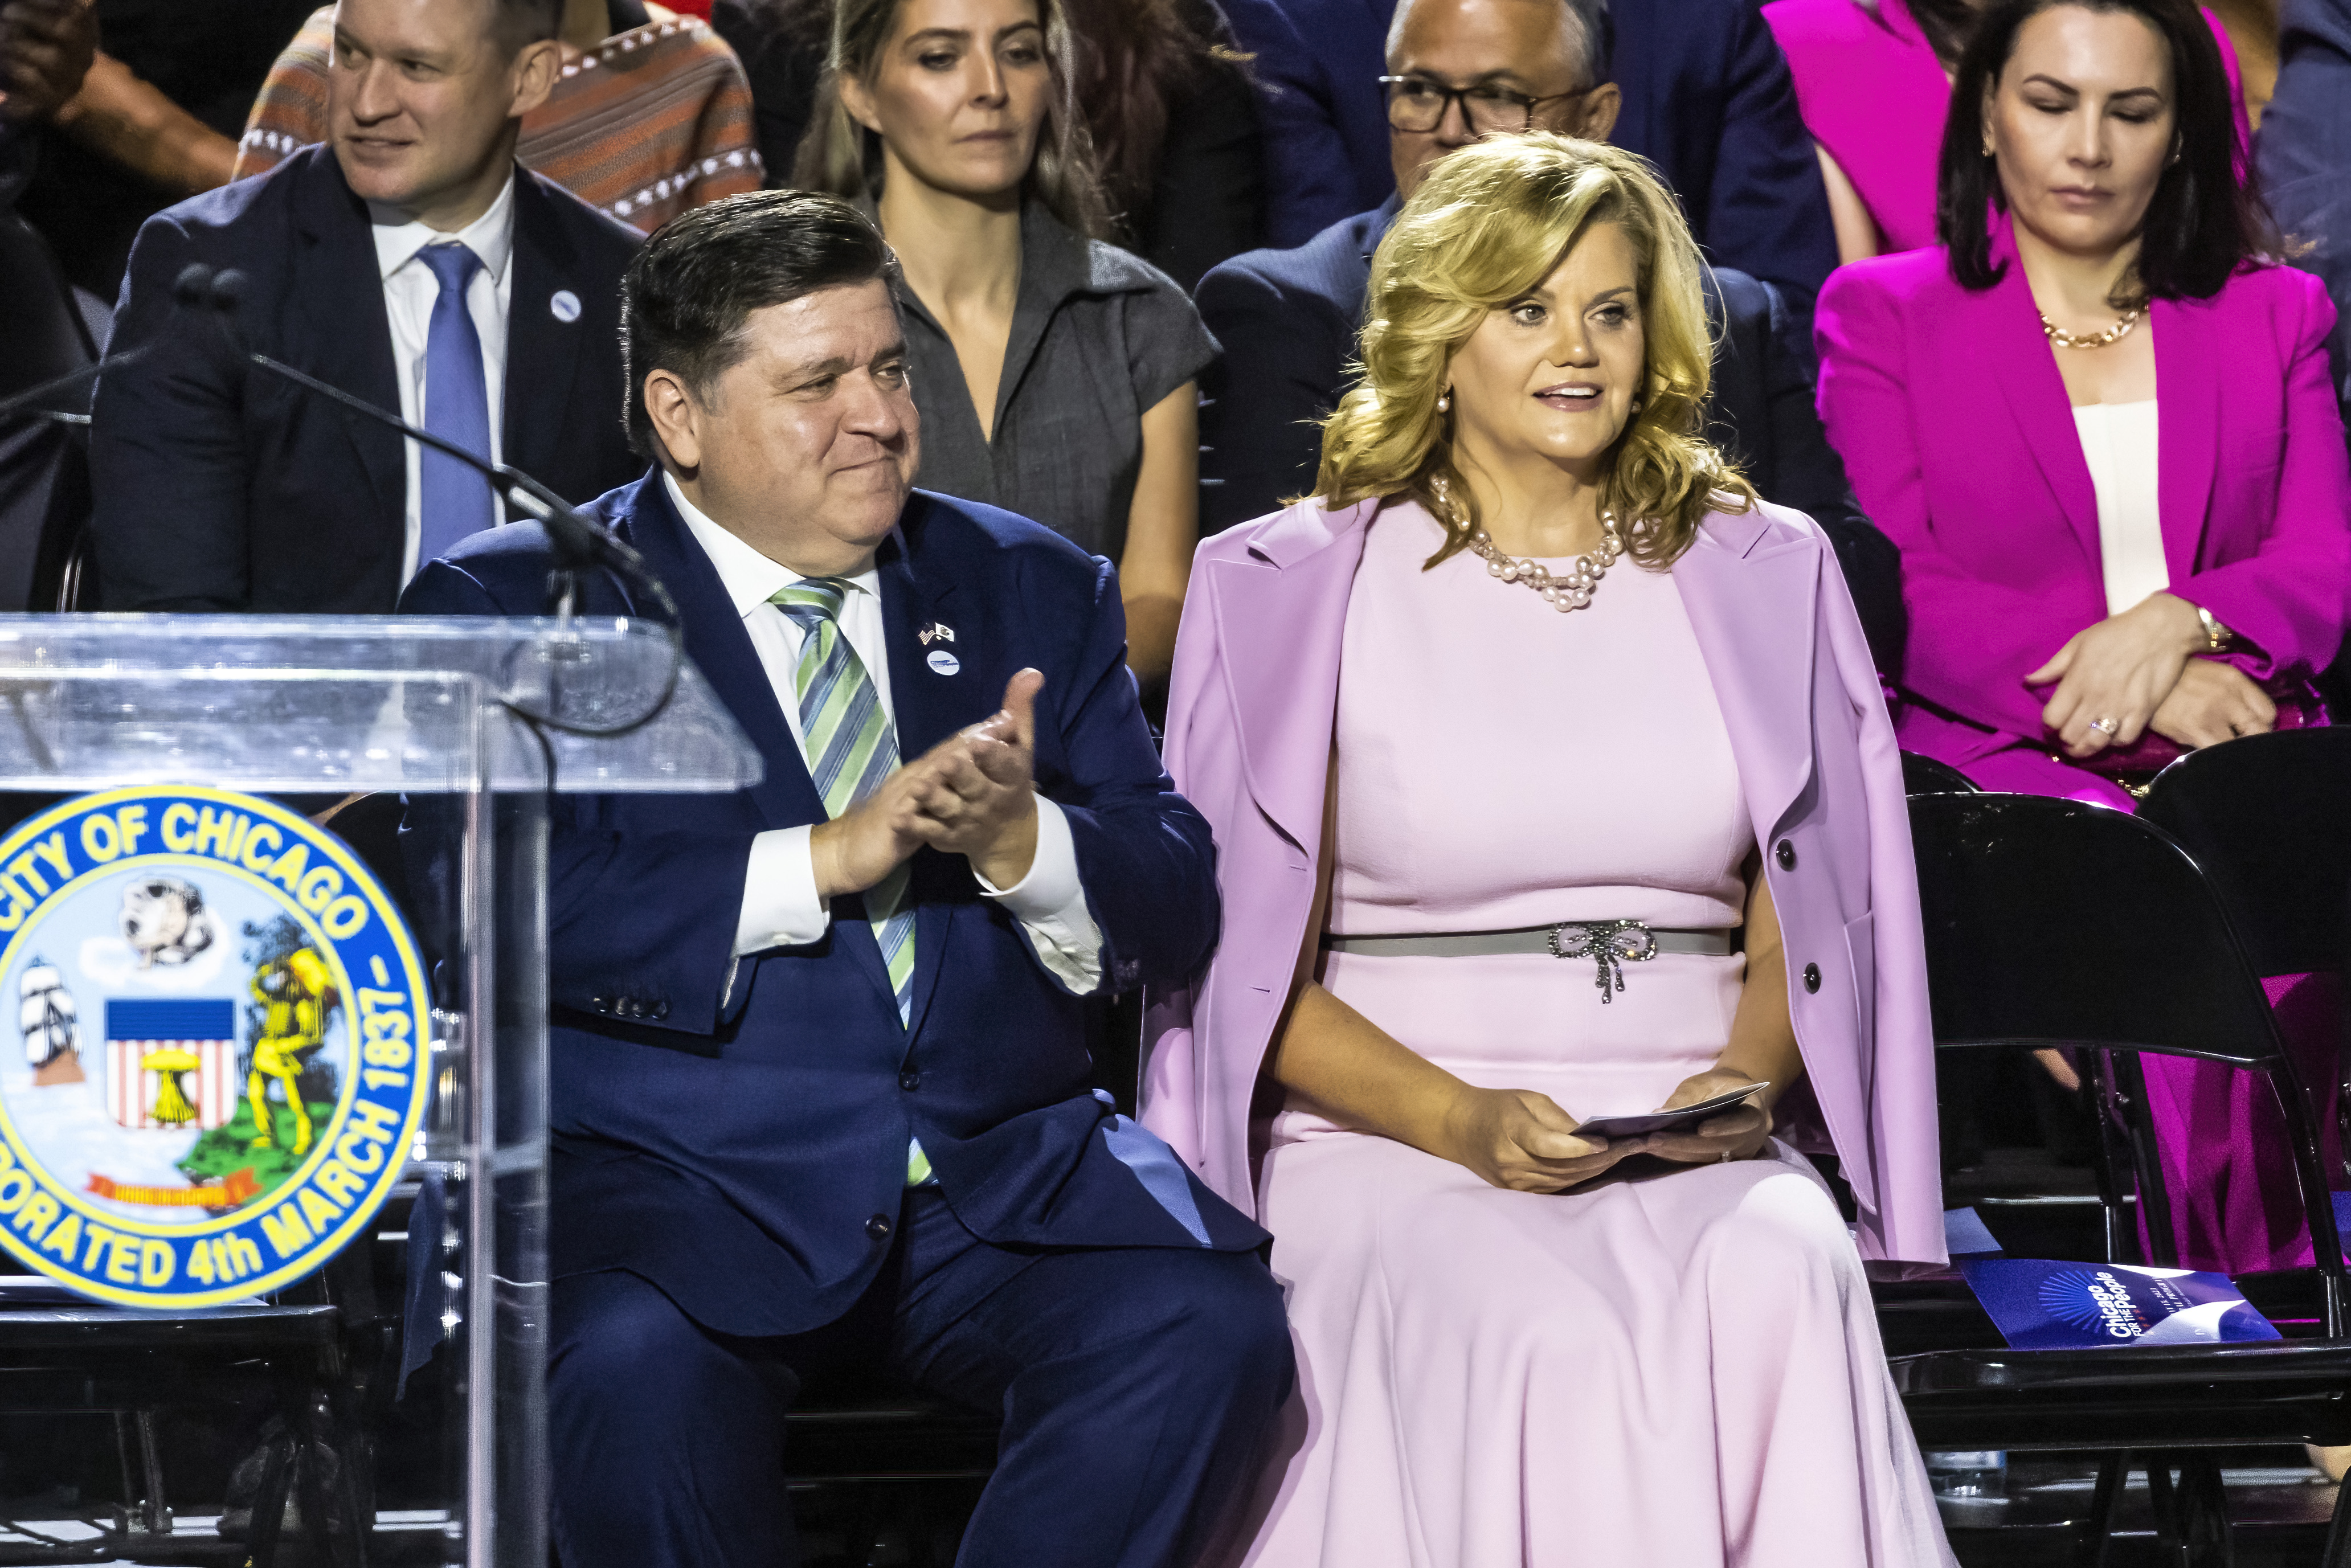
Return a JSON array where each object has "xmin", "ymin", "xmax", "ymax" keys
[{"xmin": 1314, "ymin": 134, "xmax": 1754, "ymax": 568}]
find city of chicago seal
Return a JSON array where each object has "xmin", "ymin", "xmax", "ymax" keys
[{"xmin": 0, "ymin": 787, "xmax": 430, "ymax": 1307}]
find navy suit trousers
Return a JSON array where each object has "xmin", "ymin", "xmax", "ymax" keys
[{"xmin": 548, "ymin": 1189, "xmax": 1294, "ymax": 1568}]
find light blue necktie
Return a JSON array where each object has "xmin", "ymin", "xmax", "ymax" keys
[{"xmin": 414, "ymin": 242, "xmax": 495, "ymax": 571}]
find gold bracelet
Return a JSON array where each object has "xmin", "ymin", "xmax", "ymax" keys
[{"xmin": 2195, "ymin": 605, "xmax": 2233, "ymax": 654}]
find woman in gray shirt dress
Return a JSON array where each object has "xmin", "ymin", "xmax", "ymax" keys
[{"xmin": 796, "ymin": 0, "xmax": 1217, "ymax": 689}]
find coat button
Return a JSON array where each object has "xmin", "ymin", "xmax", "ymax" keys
[
  {"xmin": 592, "ymin": 996, "xmax": 610, "ymax": 1012},
  {"xmin": 899, "ymin": 1071, "xmax": 920, "ymax": 1091},
  {"xmin": 1802, "ymin": 963, "xmax": 1821, "ymax": 994},
  {"xmin": 1775, "ymin": 840, "xmax": 1797, "ymax": 871},
  {"xmin": 652, "ymin": 1000, "xmax": 669, "ymax": 1020},
  {"xmin": 622, "ymin": 998, "xmax": 643, "ymax": 1018},
  {"xmin": 865, "ymin": 1214, "xmax": 893, "ymax": 1241}
]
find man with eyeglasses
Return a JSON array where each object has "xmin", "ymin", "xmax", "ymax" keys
[{"xmin": 1195, "ymin": 0, "xmax": 1906, "ymax": 668}]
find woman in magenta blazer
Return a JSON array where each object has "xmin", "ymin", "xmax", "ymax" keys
[
  {"xmin": 1817, "ymin": 0, "xmax": 2351, "ymax": 1275},
  {"xmin": 1141, "ymin": 136, "xmax": 1953, "ymax": 1565},
  {"xmin": 1764, "ymin": 0, "xmax": 2246, "ymax": 263}
]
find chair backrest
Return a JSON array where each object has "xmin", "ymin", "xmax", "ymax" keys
[
  {"xmin": 1910, "ymin": 793, "xmax": 2281, "ymax": 1067},
  {"xmin": 0, "ymin": 213, "xmax": 93, "ymax": 402},
  {"xmin": 2139, "ymin": 728, "xmax": 2351, "ymax": 978},
  {"xmin": 1900, "ymin": 751, "xmax": 1979, "ymax": 797},
  {"xmin": 1910, "ymin": 793, "xmax": 2348, "ymax": 1316}
]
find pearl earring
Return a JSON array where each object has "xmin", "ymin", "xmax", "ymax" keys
[{"xmin": 1437, "ymin": 391, "xmax": 1452, "ymax": 413}]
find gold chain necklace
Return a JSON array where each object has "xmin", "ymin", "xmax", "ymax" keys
[{"xmin": 2039, "ymin": 306, "xmax": 2144, "ymax": 350}]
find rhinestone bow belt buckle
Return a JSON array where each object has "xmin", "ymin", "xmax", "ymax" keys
[{"xmin": 1548, "ymin": 919, "xmax": 1658, "ymax": 1003}]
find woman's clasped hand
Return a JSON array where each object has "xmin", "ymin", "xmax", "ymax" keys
[
  {"xmin": 1440, "ymin": 1067, "xmax": 1775, "ymax": 1193},
  {"xmin": 2026, "ymin": 589, "xmax": 2276, "ymax": 757}
]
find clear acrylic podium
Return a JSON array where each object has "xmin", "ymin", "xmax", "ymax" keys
[{"xmin": 0, "ymin": 613, "xmax": 761, "ymax": 1567}]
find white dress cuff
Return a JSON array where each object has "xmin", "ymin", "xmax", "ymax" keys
[
  {"xmin": 735, "ymin": 825, "xmax": 831, "ymax": 956},
  {"xmin": 973, "ymin": 798, "xmax": 1105, "ymax": 994}
]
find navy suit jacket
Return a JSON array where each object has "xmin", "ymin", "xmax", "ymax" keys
[
  {"xmin": 1195, "ymin": 202, "xmax": 1906, "ymax": 665},
  {"xmin": 1216, "ymin": 0, "xmax": 1835, "ymax": 320},
  {"xmin": 399, "ymin": 473, "xmax": 1265, "ymax": 1338},
  {"xmin": 89, "ymin": 145, "xmax": 643, "ymax": 613},
  {"xmin": 2259, "ymin": 0, "xmax": 2351, "ymax": 427}
]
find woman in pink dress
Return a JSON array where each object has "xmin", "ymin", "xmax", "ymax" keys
[{"xmin": 1142, "ymin": 133, "xmax": 1954, "ymax": 1567}]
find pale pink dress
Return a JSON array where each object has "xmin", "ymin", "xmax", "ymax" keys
[{"xmin": 1233, "ymin": 508, "xmax": 1956, "ymax": 1568}]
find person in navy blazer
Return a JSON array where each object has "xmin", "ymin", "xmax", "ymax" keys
[
  {"xmin": 88, "ymin": 0, "xmax": 641, "ymax": 614},
  {"xmin": 401, "ymin": 192, "xmax": 1289, "ymax": 1568},
  {"xmin": 1198, "ymin": 0, "xmax": 1903, "ymax": 662},
  {"xmin": 1217, "ymin": 0, "xmax": 1835, "ymax": 320}
]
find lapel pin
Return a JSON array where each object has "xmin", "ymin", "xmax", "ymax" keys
[
  {"xmin": 549, "ymin": 289, "xmax": 582, "ymax": 324},
  {"xmin": 918, "ymin": 621, "xmax": 956, "ymax": 646},
  {"xmin": 926, "ymin": 649, "xmax": 961, "ymax": 677}
]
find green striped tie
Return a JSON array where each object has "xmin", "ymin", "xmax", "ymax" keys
[{"xmin": 770, "ymin": 580, "xmax": 916, "ymax": 1027}]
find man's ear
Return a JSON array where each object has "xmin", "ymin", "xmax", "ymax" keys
[
  {"xmin": 509, "ymin": 36, "xmax": 561, "ymax": 119},
  {"xmin": 643, "ymin": 370, "xmax": 705, "ymax": 472},
  {"xmin": 1575, "ymin": 81, "xmax": 1622, "ymax": 144}
]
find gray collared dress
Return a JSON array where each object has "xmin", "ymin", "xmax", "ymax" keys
[{"xmin": 891, "ymin": 200, "xmax": 1220, "ymax": 562}]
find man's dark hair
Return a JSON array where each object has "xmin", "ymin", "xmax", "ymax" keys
[
  {"xmin": 621, "ymin": 190, "xmax": 899, "ymax": 459},
  {"xmin": 1938, "ymin": 0, "xmax": 2278, "ymax": 301},
  {"xmin": 495, "ymin": 0, "xmax": 564, "ymax": 44}
]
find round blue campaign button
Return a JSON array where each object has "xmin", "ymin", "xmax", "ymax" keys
[{"xmin": 927, "ymin": 650, "xmax": 960, "ymax": 677}]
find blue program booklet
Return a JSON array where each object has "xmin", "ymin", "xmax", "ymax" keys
[{"xmin": 1959, "ymin": 1259, "xmax": 2282, "ymax": 1349}]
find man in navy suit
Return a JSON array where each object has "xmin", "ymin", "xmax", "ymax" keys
[
  {"xmin": 1198, "ymin": 0, "xmax": 1905, "ymax": 665},
  {"xmin": 1219, "ymin": 0, "xmax": 1835, "ymax": 323},
  {"xmin": 88, "ymin": 0, "xmax": 641, "ymax": 613},
  {"xmin": 401, "ymin": 191, "xmax": 1290, "ymax": 1568}
]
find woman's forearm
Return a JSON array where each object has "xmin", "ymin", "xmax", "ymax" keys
[
  {"xmin": 1715, "ymin": 867, "xmax": 1805, "ymax": 1107},
  {"xmin": 1267, "ymin": 981, "xmax": 1478, "ymax": 1160},
  {"xmin": 1120, "ymin": 383, "xmax": 1201, "ymax": 686},
  {"xmin": 56, "ymin": 52, "xmax": 236, "ymax": 195}
]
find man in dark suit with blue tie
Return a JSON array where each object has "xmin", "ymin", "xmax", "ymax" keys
[
  {"xmin": 400, "ymin": 191, "xmax": 1291, "ymax": 1568},
  {"xmin": 1197, "ymin": 0, "xmax": 1906, "ymax": 666},
  {"xmin": 88, "ymin": 0, "xmax": 642, "ymax": 613}
]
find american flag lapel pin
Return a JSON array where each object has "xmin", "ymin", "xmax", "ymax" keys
[{"xmin": 918, "ymin": 621, "xmax": 956, "ymax": 646}]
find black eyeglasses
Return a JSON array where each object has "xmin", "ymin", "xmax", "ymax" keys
[{"xmin": 1379, "ymin": 75, "xmax": 1588, "ymax": 135}]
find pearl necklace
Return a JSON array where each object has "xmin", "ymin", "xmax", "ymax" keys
[
  {"xmin": 2040, "ymin": 306, "xmax": 2143, "ymax": 350},
  {"xmin": 1466, "ymin": 511, "xmax": 1625, "ymax": 612}
]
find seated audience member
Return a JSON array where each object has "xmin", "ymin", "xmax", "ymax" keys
[
  {"xmin": 235, "ymin": 0, "xmax": 761, "ymax": 233},
  {"xmin": 1197, "ymin": 0, "xmax": 1906, "ymax": 665},
  {"xmin": 403, "ymin": 190, "xmax": 1291, "ymax": 1568},
  {"xmin": 1143, "ymin": 134, "xmax": 1953, "ymax": 1566},
  {"xmin": 89, "ymin": 0, "xmax": 643, "ymax": 613},
  {"xmin": 1816, "ymin": 0, "xmax": 2351, "ymax": 1274},
  {"xmin": 1217, "ymin": 0, "xmax": 1837, "ymax": 322},
  {"xmin": 14, "ymin": 0, "xmax": 317, "ymax": 306},
  {"xmin": 1765, "ymin": 0, "xmax": 2247, "ymax": 263},
  {"xmin": 716, "ymin": 0, "xmax": 1259, "ymax": 288},
  {"xmin": 2258, "ymin": 0, "xmax": 2351, "ymax": 427},
  {"xmin": 795, "ymin": 0, "xmax": 1214, "ymax": 689}
]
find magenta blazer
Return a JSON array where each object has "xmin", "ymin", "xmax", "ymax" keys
[
  {"xmin": 1814, "ymin": 226, "xmax": 2351, "ymax": 772},
  {"xmin": 1764, "ymin": 0, "xmax": 2245, "ymax": 257},
  {"xmin": 1138, "ymin": 494, "xmax": 1951, "ymax": 1275}
]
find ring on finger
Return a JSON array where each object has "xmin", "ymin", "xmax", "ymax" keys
[{"xmin": 2087, "ymin": 716, "xmax": 2120, "ymax": 736}]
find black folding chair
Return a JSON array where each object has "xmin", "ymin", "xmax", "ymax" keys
[
  {"xmin": 1901, "ymin": 751, "xmax": 1980, "ymax": 796},
  {"xmin": 1898, "ymin": 792, "xmax": 2351, "ymax": 1568},
  {"xmin": 2141, "ymin": 728, "xmax": 2351, "ymax": 1178}
]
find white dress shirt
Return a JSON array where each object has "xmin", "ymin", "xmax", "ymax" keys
[
  {"xmin": 2074, "ymin": 399, "xmax": 2167, "ymax": 616},
  {"xmin": 371, "ymin": 174, "xmax": 516, "ymax": 582},
  {"xmin": 663, "ymin": 474, "xmax": 1105, "ymax": 994}
]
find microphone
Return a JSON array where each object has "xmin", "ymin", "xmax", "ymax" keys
[
  {"xmin": 0, "ymin": 346, "xmax": 154, "ymax": 431},
  {"xmin": 174, "ymin": 263, "xmax": 677, "ymax": 620}
]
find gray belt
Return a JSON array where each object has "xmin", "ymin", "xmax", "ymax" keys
[{"xmin": 1322, "ymin": 919, "xmax": 1733, "ymax": 1004}]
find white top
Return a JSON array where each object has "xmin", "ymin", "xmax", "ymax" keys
[
  {"xmin": 2072, "ymin": 399, "xmax": 2166, "ymax": 616},
  {"xmin": 370, "ymin": 174, "xmax": 516, "ymax": 583},
  {"xmin": 662, "ymin": 473, "xmax": 1103, "ymax": 994}
]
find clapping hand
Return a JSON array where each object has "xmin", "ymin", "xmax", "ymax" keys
[
  {"xmin": 0, "ymin": 0, "xmax": 97, "ymax": 124},
  {"xmin": 809, "ymin": 670, "xmax": 1045, "ymax": 897}
]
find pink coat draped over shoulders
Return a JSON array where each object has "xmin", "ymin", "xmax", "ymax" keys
[{"xmin": 1139, "ymin": 494, "xmax": 1951, "ymax": 1276}]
